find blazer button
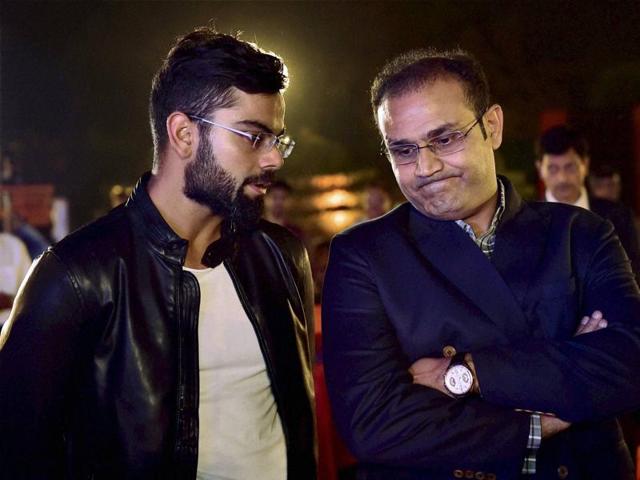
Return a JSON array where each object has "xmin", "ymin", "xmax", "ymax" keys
[
  {"xmin": 443, "ymin": 345, "xmax": 457, "ymax": 358},
  {"xmin": 557, "ymin": 465, "xmax": 569, "ymax": 479},
  {"xmin": 453, "ymin": 470, "xmax": 464, "ymax": 478},
  {"xmin": 486, "ymin": 474, "xmax": 496, "ymax": 480},
  {"xmin": 465, "ymin": 470, "xmax": 475, "ymax": 479},
  {"xmin": 475, "ymin": 472, "xmax": 485, "ymax": 480}
]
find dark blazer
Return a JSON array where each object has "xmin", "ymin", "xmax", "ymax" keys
[
  {"xmin": 589, "ymin": 195, "xmax": 640, "ymax": 281},
  {"xmin": 323, "ymin": 177, "xmax": 640, "ymax": 480}
]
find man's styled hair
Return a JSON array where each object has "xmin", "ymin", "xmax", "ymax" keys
[
  {"xmin": 370, "ymin": 48, "xmax": 491, "ymax": 122},
  {"xmin": 538, "ymin": 125, "xmax": 589, "ymax": 159},
  {"xmin": 150, "ymin": 27, "xmax": 288, "ymax": 164}
]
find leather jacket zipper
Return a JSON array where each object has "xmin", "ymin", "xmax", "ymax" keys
[{"xmin": 174, "ymin": 269, "xmax": 200, "ymax": 477}]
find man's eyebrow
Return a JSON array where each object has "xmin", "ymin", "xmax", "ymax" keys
[
  {"xmin": 236, "ymin": 120, "xmax": 285, "ymax": 136},
  {"xmin": 386, "ymin": 121, "xmax": 459, "ymax": 146}
]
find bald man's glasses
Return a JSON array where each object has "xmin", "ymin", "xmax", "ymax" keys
[{"xmin": 386, "ymin": 116, "xmax": 483, "ymax": 166}]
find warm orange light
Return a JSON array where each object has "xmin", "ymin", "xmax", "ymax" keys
[
  {"xmin": 317, "ymin": 210, "xmax": 361, "ymax": 235},
  {"xmin": 309, "ymin": 173, "xmax": 353, "ymax": 190},
  {"xmin": 312, "ymin": 189, "xmax": 359, "ymax": 210}
]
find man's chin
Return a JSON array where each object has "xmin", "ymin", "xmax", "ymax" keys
[{"xmin": 553, "ymin": 189, "xmax": 580, "ymax": 204}]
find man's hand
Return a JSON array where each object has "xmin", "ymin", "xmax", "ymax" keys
[
  {"xmin": 409, "ymin": 357, "xmax": 450, "ymax": 395},
  {"xmin": 541, "ymin": 414, "xmax": 571, "ymax": 439},
  {"xmin": 575, "ymin": 310, "xmax": 607, "ymax": 336}
]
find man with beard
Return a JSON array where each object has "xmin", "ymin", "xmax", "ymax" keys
[{"xmin": 0, "ymin": 27, "xmax": 316, "ymax": 479}]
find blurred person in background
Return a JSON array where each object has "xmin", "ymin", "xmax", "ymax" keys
[
  {"xmin": 0, "ymin": 233, "xmax": 31, "ymax": 327},
  {"xmin": 1, "ymin": 151, "xmax": 50, "ymax": 258},
  {"xmin": 589, "ymin": 164, "xmax": 622, "ymax": 203},
  {"xmin": 537, "ymin": 125, "xmax": 640, "ymax": 281},
  {"xmin": 0, "ymin": 26, "xmax": 315, "ymax": 479},
  {"xmin": 9, "ymin": 212, "xmax": 50, "ymax": 259},
  {"xmin": 0, "ymin": 195, "xmax": 31, "ymax": 327},
  {"xmin": 263, "ymin": 179, "xmax": 305, "ymax": 239},
  {"xmin": 49, "ymin": 196, "xmax": 70, "ymax": 243},
  {"xmin": 361, "ymin": 181, "xmax": 393, "ymax": 221}
]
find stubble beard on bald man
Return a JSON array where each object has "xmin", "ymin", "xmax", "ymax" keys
[{"xmin": 183, "ymin": 135, "xmax": 270, "ymax": 233}]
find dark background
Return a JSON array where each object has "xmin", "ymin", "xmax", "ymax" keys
[{"xmin": 2, "ymin": 0, "xmax": 640, "ymax": 228}]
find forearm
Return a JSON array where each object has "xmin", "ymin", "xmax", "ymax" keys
[
  {"xmin": 472, "ymin": 327, "xmax": 640, "ymax": 421},
  {"xmin": 325, "ymin": 344, "xmax": 531, "ymax": 470}
]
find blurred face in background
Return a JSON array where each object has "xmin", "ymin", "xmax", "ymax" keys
[
  {"xmin": 364, "ymin": 186, "xmax": 392, "ymax": 219},
  {"xmin": 589, "ymin": 173, "xmax": 621, "ymax": 202},
  {"xmin": 264, "ymin": 186, "xmax": 290, "ymax": 222},
  {"xmin": 537, "ymin": 148, "xmax": 589, "ymax": 204}
]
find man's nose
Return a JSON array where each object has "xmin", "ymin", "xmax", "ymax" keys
[
  {"xmin": 555, "ymin": 168, "xmax": 569, "ymax": 182},
  {"xmin": 259, "ymin": 146, "xmax": 285, "ymax": 171},
  {"xmin": 414, "ymin": 148, "xmax": 443, "ymax": 177}
]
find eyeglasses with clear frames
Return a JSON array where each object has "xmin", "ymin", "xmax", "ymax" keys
[
  {"xmin": 386, "ymin": 116, "xmax": 484, "ymax": 166},
  {"xmin": 189, "ymin": 115, "xmax": 296, "ymax": 159}
]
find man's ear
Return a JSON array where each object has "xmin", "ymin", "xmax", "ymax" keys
[
  {"xmin": 484, "ymin": 104, "xmax": 504, "ymax": 149},
  {"xmin": 535, "ymin": 159, "xmax": 543, "ymax": 177},
  {"xmin": 166, "ymin": 112, "xmax": 196, "ymax": 159}
]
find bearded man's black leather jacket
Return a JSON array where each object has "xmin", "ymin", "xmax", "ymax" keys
[{"xmin": 0, "ymin": 173, "xmax": 317, "ymax": 479}]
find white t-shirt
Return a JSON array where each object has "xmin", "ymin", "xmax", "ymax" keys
[
  {"xmin": 0, "ymin": 233, "xmax": 32, "ymax": 325},
  {"xmin": 185, "ymin": 265, "xmax": 287, "ymax": 480}
]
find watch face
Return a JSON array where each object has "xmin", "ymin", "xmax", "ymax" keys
[{"xmin": 445, "ymin": 364, "xmax": 473, "ymax": 395}]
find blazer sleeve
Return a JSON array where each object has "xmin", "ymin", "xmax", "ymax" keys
[
  {"xmin": 322, "ymin": 232, "xmax": 531, "ymax": 475},
  {"xmin": 473, "ymin": 218, "xmax": 640, "ymax": 422},
  {"xmin": 612, "ymin": 205, "xmax": 640, "ymax": 283},
  {"xmin": 0, "ymin": 251, "xmax": 87, "ymax": 477}
]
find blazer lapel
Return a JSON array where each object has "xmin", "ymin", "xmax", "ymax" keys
[
  {"xmin": 405, "ymin": 185, "xmax": 530, "ymax": 338},
  {"xmin": 492, "ymin": 184, "xmax": 551, "ymax": 311}
]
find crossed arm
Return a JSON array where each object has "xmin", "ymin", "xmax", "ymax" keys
[{"xmin": 409, "ymin": 310, "xmax": 608, "ymax": 439}]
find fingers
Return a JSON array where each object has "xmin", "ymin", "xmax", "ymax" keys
[
  {"xmin": 541, "ymin": 414, "xmax": 571, "ymax": 439},
  {"xmin": 575, "ymin": 310, "xmax": 608, "ymax": 336}
]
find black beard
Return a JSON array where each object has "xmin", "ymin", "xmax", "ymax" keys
[{"xmin": 183, "ymin": 135, "xmax": 271, "ymax": 232}]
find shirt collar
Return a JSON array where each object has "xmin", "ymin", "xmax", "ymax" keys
[
  {"xmin": 455, "ymin": 178, "xmax": 506, "ymax": 240},
  {"xmin": 545, "ymin": 187, "xmax": 590, "ymax": 210}
]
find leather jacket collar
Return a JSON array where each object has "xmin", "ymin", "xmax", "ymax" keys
[
  {"xmin": 127, "ymin": 172, "xmax": 189, "ymax": 266},
  {"xmin": 127, "ymin": 172, "xmax": 237, "ymax": 269}
]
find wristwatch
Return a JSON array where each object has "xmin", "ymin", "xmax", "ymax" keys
[{"xmin": 443, "ymin": 353, "xmax": 474, "ymax": 397}]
